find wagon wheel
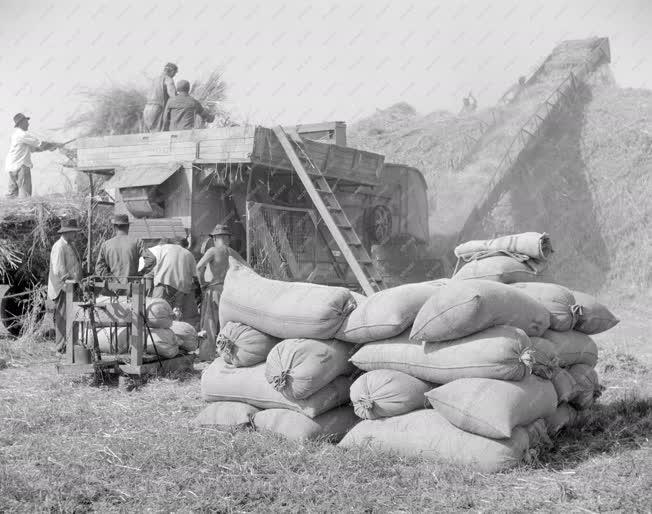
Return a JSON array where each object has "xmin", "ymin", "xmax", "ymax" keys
[{"xmin": 365, "ymin": 205, "xmax": 392, "ymax": 245}]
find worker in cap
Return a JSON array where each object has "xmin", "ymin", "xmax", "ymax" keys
[
  {"xmin": 5, "ymin": 113, "xmax": 62, "ymax": 197},
  {"xmin": 196, "ymin": 223, "xmax": 248, "ymax": 360},
  {"xmin": 95, "ymin": 214, "xmax": 156, "ymax": 284},
  {"xmin": 162, "ymin": 79, "xmax": 215, "ymax": 131},
  {"xmin": 143, "ymin": 63, "xmax": 178, "ymax": 132},
  {"xmin": 459, "ymin": 91, "xmax": 477, "ymax": 115},
  {"xmin": 149, "ymin": 237, "xmax": 200, "ymax": 327},
  {"xmin": 48, "ymin": 219, "xmax": 83, "ymax": 352}
]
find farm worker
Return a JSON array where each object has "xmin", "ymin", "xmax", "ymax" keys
[
  {"xmin": 195, "ymin": 224, "xmax": 247, "ymax": 360},
  {"xmin": 5, "ymin": 113, "xmax": 61, "ymax": 197},
  {"xmin": 500, "ymin": 76, "xmax": 527, "ymax": 105},
  {"xmin": 459, "ymin": 92, "xmax": 477, "ymax": 115},
  {"xmin": 150, "ymin": 238, "xmax": 200, "ymax": 327},
  {"xmin": 95, "ymin": 214, "xmax": 156, "ymax": 284},
  {"xmin": 47, "ymin": 218, "xmax": 83, "ymax": 352},
  {"xmin": 143, "ymin": 63, "xmax": 178, "ymax": 132},
  {"xmin": 162, "ymin": 79, "xmax": 215, "ymax": 131}
]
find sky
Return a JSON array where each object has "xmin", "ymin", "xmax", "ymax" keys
[{"xmin": 0, "ymin": 0, "xmax": 650, "ymax": 194}]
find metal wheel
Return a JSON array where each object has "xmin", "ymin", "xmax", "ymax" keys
[{"xmin": 365, "ymin": 205, "xmax": 392, "ymax": 245}]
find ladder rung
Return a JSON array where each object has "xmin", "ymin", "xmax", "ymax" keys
[
  {"xmin": 315, "ymin": 189, "xmax": 334, "ymax": 195},
  {"xmin": 336, "ymin": 224, "xmax": 353, "ymax": 230},
  {"xmin": 327, "ymin": 207, "xmax": 343, "ymax": 212}
]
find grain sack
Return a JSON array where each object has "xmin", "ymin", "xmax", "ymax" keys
[
  {"xmin": 194, "ymin": 402, "xmax": 260, "ymax": 428},
  {"xmin": 265, "ymin": 338, "xmax": 355, "ymax": 400},
  {"xmin": 568, "ymin": 364, "xmax": 602, "ymax": 410},
  {"xmin": 96, "ymin": 327, "xmax": 129, "ymax": 354},
  {"xmin": 533, "ymin": 331, "xmax": 599, "ymax": 367},
  {"xmin": 452, "ymin": 255, "xmax": 548, "ymax": 284},
  {"xmin": 253, "ymin": 407, "xmax": 359, "ymax": 442},
  {"xmin": 410, "ymin": 280, "xmax": 550, "ymax": 342},
  {"xmin": 145, "ymin": 298, "xmax": 174, "ymax": 329},
  {"xmin": 572, "ymin": 291, "xmax": 620, "ymax": 335},
  {"xmin": 219, "ymin": 257, "xmax": 356, "ymax": 339},
  {"xmin": 171, "ymin": 321, "xmax": 198, "ymax": 352},
  {"xmin": 511, "ymin": 282, "xmax": 580, "ymax": 332},
  {"xmin": 339, "ymin": 409, "xmax": 533, "ymax": 473},
  {"xmin": 144, "ymin": 328, "xmax": 179, "ymax": 359},
  {"xmin": 550, "ymin": 367, "xmax": 577, "ymax": 403},
  {"xmin": 425, "ymin": 375, "xmax": 557, "ymax": 439},
  {"xmin": 545, "ymin": 403, "xmax": 587, "ymax": 436},
  {"xmin": 350, "ymin": 369, "xmax": 432, "ymax": 419},
  {"xmin": 217, "ymin": 322, "xmax": 279, "ymax": 367},
  {"xmin": 351, "ymin": 326, "xmax": 551, "ymax": 383},
  {"xmin": 336, "ymin": 281, "xmax": 447, "ymax": 344},
  {"xmin": 455, "ymin": 232, "xmax": 553, "ymax": 262},
  {"xmin": 200, "ymin": 358, "xmax": 351, "ymax": 418}
]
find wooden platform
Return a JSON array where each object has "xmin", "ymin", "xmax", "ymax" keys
[{"xmin": 56, "ymin": 354, "xmax": 195, "ymax": 377}]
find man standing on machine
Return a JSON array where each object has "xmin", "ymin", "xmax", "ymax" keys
[{"xmin": 47, "ymin": 219, "xmax": 83, "ymax": 352}]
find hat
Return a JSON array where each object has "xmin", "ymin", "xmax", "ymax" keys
[
  {"xmin": 112, "ymin": 214, "xmax": 130, "ymax": 226},
  {"xmin": 210, "ymin": 224, "xmax": 231, "ymax": 236},
  {"xmin": 13, "ymin": 113, "xmax": 30, "ymax": 126},
  {"xmin": 57, "ymin": 218, "xmax": 81, "ymax": 234}
]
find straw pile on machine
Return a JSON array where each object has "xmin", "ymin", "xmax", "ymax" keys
[{"xmin": 197, "ymin": 232, "xmax": 619, "ymax": 472}]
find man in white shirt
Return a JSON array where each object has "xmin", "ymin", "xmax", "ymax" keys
[
  {"xmin": 151, "ymin": 238, "xmax": 200, "ymax": 327},
  {"xmin": 47, "ymin": 219, "xmax": 83, "ymax": 351},
  {"xmin": 5, "ymin": 113, "xmax": 60, "ymax": 197}
]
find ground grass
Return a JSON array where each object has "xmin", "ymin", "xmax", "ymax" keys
[{"xmin": 1, "ymin": 333, "xmax": 650, "ymax": 513}]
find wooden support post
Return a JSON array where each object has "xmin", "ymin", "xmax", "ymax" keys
[
  {"xmin": 65, "ymin": 282, "xmax": 75, "ymax": 364},
  {"xmin": 131, "ymin": 279, "xmax": 144, "ymax": 366},
  {"xmin": 87, "ymin": 173, "xmax": 94, "ymax": 275}
]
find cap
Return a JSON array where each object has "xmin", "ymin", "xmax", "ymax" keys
[
  {"xmin": 57, "ymin": 218, "xmax": 81, "ymax": 234},
  {"xmin": 13, "ymin": 113, "xmax": 30, "ymax": 127},
  {"xmin": 112, "ymin": 214, "xmax": 130, "ymax": 226},
  {"xmin": 210, "ymin": 224, "xmax": 231, "ymax": 236}
]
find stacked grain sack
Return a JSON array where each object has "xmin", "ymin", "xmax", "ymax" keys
[
  {"xmin": 340, "ymin": 232, "xmax": 620, "ymax": 472},
  {"xmin": 198, "ymin": 258, "xmax": 359, "ymax": 441},
  {"xmin": 93, "ymin": 297, "xmax": 197, "ymax": 358}
]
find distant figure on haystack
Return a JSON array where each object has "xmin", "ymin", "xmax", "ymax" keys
[
  {"xmin": 459, "ymin": 92, "xmax": 477, "ymax": 115},
  {"xmin": 143, "ymin": 63, "xmax": 178, "ymax": 132},
  {"xmin": 95, "ymin": 214, "xmax": 156, "ymax": 284},
  {"xmin": 163, "ymin": 79, "xmax": 215, "ymax": 131},
  {"xmin": 196, "ymin": 224, "xmax": 247, "ymax": 360},
  {"xmin": 500, "ymin": 76, "xmax": 527, "ymax": 105},
  {"xmin": 5, "ymin": 113, "xmax": 61, "ymax": 197},
  {"xmin": 48, "ymin": 219, "xmax": 83, "ymax": 352},
  {"xmin": 150, "ymin": 237, "xmax": 200, "ymax": 327}
]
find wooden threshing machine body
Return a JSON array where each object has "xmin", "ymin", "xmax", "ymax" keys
[{"xmin": 75, "ymin": 122, "xmax": 430, "ymax": 289}]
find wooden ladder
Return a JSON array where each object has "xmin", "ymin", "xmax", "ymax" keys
[{"xmin": 272, "ymin": 126, "xmax": 384, "ymax": 295}]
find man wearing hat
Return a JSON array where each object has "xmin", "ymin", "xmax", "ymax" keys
[
  {"xmin": 162, "ymin": 79, "xmax": 215, "ymax": 131},
  {"xmin": 48, "ymin": 219, "xmax": 83, "ymax": 351},
  {"xmin": 95, "ymin": 214, "xmax": 156, "ymax": 284},
  {"xmin": 196, "ymin": 224, "xmax": 247, "ymax": 359},
  {"xmin": 5, "ymin": 113, "xmax": 61, "ymax": 197},
  {"xmin": 143, "ymin": 63, "xmax": 178, "ymax": 132}
]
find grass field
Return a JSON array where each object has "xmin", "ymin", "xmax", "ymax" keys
[{"xmin": 1, "ymin": 314, "xmax": 650, "ymax": 513}]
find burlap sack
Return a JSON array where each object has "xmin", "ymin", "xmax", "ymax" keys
[
  {"xmin": 253, "ymin": 407, "xmax": 359, "ymax": 442},
  {"xmin": 511, "ymin": 282, "xmax": 580, "ymax": 332},
  {"xmin": 144, "ymin": 298, "xmax": 174, "ymax": 329},
  {"xmin": 452, "ymin": 256, "xmax": 548, "ymax": 284},
  {"xmin": 350, "ymin": 369, "xmax": 432, "ymax": 419},
  {"xmin": 550, "ymin": 367, "xmax": 578, "ymax": 403},
  {"xmin": 410, "ymin": 279, "xmax": 550, "ymax": 342},
  {"xmin": 339, "ymin": 409, "xmax": 535, "ymax": 473},
  {"xmin": 532, "ymin": 331, "xmax": 598, "ymax": 367},
  {"xmin": 200, "ymin": 358, "xmax": 351, "ymax": 418},
  {"xmin": 336, "ymin": 281, "xmax": 448, "ymax": 344},
  {"xmin": 544, "ymin": 403, "xmax": 588, "ymax": 436},
  {"xmin": 572, "ymin": 291, "xmax": 620, "ymax": 335},
  {"xmin": 171, "ymin": 321, "xmax": 198, "ymax": 352},
  {"xmin": 568, "ymin": 364, "xmax": 602, "ymax": 410},
  {"xmin": 455, "ymin": 232, "xmax": 553, "ymax": 261},
  {"xmin": 144, "ymin": 328, "xmax": 179, "ymax": 359},
  {"xmin": 219, "ymin": 258, "xmax": 356, "ymax": 339},
  {"xmin": 217, "ymin": 322, "xmax": 279, "ymax": 367},
  {"xmin": 425, "ymin": 375, "xmax": 558, "ymax": 439},
  {"xmin": 194, "ymin": 402, "xmax": 260, "ymax": 428},
  {"xmin": 265, "ymin": 338, "xmax": 355, "ymax": 400},
  {"xmin": 351, "ymin": 326, "xmax": 550, "ymax": 383},
  {"xmin": 97, "ymin": 326, "xmax": 129, "ymax": 354}
]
